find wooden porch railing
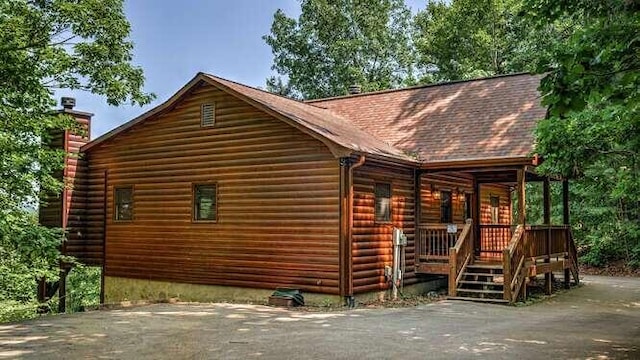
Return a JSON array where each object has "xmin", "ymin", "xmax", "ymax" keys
[
  {"xmin": 502, "ymin": 225, "xmax": 526, "ymax": 302},
  {"xmin": 448, "ymin": 220, "xmax": 474, "ymax": 297},
  {"xmin": 480, "ymin": 224, "xmax": 514, "ymax": 254},
  {"xmin": 503, "ymin": 224, "xmax": 578, "ymax": 303},
  {"xmin": 416, "ymin": 223, "xmax": 464, "ymax": 262}
]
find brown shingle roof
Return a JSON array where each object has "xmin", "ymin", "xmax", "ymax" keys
[
  {"xmin": 308, "ymin": 73, "xmax": 547, "ymax": 163},
  {"xmin": 84, "ymin": 73, "xmax": 414, "ymax": 163},
  {"xmin": 85, "ymin": 72, "xmax": 545, "ymax": 166},
  {"xmin": 202, "ymin": 74, "xmax": 414, "ymax": 162}
]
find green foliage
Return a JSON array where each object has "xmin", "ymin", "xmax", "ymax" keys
[
  {"xmin": 0, "ymin": 301, "xmax": 42, "ymax": 324},
  {"xmin": 413, "ymin": 0, "xmax": 572, "ymax": 82},
  {"xmin": 66, "ymin": 266, "xmax": 101, "ymax": 313},
  {"xmin": 527, "ymin": 0, "xmax": 640, "ymax": 266},
  {"xmin": 0, "ymin": 0, "xmax": 152, "ymax": 320},
  {"xmin": 264, "ymin": 0, "xmax": 417, "ymax": 99}
]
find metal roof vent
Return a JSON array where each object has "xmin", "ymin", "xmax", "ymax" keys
[
  {"xmin": 348, "ymin": 84, "xmax": 362, "ymax": 95},
  {"xmin": 61, "ymin": 97, "xmax": 76, "ymax": 109},
  {"xmin": 201, "ymin": 103, "xmax": 215, "ymax": 127}
]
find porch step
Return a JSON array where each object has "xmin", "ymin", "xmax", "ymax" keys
[
  {"xmin": 467, "ymin": 263, "xmax": 502, "ymax": 270},
  {"xmin": 447, "ymin": 296, "xmax": 509, "ymax": 304},
  {"xmin": 458, "ymin": 280, "xmax": 503, "ymax": 286},
  {"xmin": 462, "ymin": 272, "xmax": 500, "ymax": 278},
  {"xmin": 456, "ymin": 288, "xmax": 503, "ymax": 295}
]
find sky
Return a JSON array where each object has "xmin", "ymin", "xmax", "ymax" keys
[{"xmin": 59, "ymin": 0, "xmax": 427, "ymax": 139}]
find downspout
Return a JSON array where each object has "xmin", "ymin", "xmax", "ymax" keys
[{"xmin": 342, "ymin": 154, "xmax": 365, "ymax": 306}]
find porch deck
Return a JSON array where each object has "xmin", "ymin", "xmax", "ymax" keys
[{"xmin": 415, "ymin": 221, "xmax": 580, "ymax": 303}]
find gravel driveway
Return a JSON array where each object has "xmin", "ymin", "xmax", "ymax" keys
[{"xmin": 1, "ymin": 275, "xmax": 638, "ymax": 359}]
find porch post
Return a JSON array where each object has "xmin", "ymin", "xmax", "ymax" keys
[
  {"xmin": 562, "ymin": 179, "xmax": 571, "ymax": 288},
  {"xmin": 472, "ymin": 175, "xmax": 480, "ymax": 256},
  {"xmin": 517, "ymin": 168, "xmax": 526, "ymax": 225},
  {"xmin": 414, "ymin": 169, "xmax": 422, "ymax": 261},
  {"xmin": 543, "ymin": 177, "xmax": 551, "ymax": 225},
  {"xmin": 562, "ymin": 179, "xmax": 570, "ymax": 225},
  {"xmin": 543, "ymin": 177, "xmax": 552, "ymax": 295}
]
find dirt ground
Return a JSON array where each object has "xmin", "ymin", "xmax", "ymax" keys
[{"xmin": 0, "ymin": 275, "xmax": 638, "ymax": 359}]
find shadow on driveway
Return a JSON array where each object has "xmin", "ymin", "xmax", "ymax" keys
[{"xmin": 1, "ymin": 275, "xmax": 638, "ymax": 359}]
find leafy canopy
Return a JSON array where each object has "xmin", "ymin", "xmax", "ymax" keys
[
  {"xmin": 0, "ymin": 0, "xmax": 153, "ymax": 305},
  {"xmin": 264, "ymin": 0, "xmax": 416, "ymax": 99},
  {"xmin": 528, "ymin": 0, "xmax": 639, "ymax": 265},
  {"xmin": 413, "ymin": 0, "xmax": 569, "ymax": 82}
]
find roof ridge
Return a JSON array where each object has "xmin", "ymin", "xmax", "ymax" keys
[
  {"xmin": 201, "ymin": 72, "xmax": 307, "ymax": 104},
  {"xmin": 305, "ymin": 72, "xmax": 536, "ymax": 104}
]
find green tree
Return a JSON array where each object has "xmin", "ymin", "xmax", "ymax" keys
[
  {"xmin": 264, "ymin": 0, "xmax": 416, "ymax": 99},
  {"xmin": 414, "ymin": 0, "xmax": 569, "ymax": 82},
  {"xmin": 0, "ymin": 0, "xmax": 153, "ymax": 314},
  {"xmin": 529, "ymin": 0, "xmax": 640, "ymax": 266}
]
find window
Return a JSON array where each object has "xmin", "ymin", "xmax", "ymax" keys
[
  {"xmin": 194, "ymin": 184, "xmax": 217, "ymax": 221},
  {"xmin": 440, "ymin": 190, "xmax": 452, "ymax": 223},
  {"xmin": 490, "ymin": 195, "xmax": 500, "ymax": 223},
  {"xmin": 201, "ymin": 103, "xmax": 215, "ymax": 127},
  {"xmin": 114, "ymin": 186, "xmax": 133, "ymax": 221},
  {"xmin": 374, "ymin": 183, "xmax": 391, "ymax": 222},
  {"xmin": 464, "ymin": 193, "xmax": 473, "ymax": 221}
]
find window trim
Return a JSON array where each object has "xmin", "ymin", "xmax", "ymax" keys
[
  {"xmin": 440, "ymin": 190, "xmax": 453, "ymax": 223},
  {"xmin": 374, "ymin": 182, "xmax": 392, "ymax": 224},
  {"xmin": 192, "ymin": 182, "xmax": 218, "ymax": 223},
  {"xmin": 113, "ymin": 185, "xmax": 134, "ymax": 222}
]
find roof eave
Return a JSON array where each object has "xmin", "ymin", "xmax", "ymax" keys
[
  {"xmin": 420, "ymin": 156, "xmax": 538, "ymax": 171},
  {"xmin": 81, "ymin": 73, "xmax": 206, "ymax": 152}
]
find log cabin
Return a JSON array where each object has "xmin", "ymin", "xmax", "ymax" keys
[{"xmin": 41, "ymin": 72, "xmax": 579, "ymax": 307}]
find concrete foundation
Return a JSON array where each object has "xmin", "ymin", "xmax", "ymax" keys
[
  {"xmin": 104, "ymin": 276, "xmax": 342, "ymax": 306},
  {"xmin": 104, "ymin": 276, "xmax": 448, "ymax": 307},
  {"xmin": 353, "ymin": 276, "xmax": 448, "ymax": 303}
]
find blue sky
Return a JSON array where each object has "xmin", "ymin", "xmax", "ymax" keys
[{"xmin": 60, "ymin": 0, "xmax": 427, "ymax": 138}]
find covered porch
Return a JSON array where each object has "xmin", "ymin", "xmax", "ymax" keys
[{"xmin": 414, "ymin": 163, "xmax": 580, "ymax": 303}]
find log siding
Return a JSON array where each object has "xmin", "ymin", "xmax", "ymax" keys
[
  {"xmin": 85, "ymin": 83, "xmax": 341, "ymax": 294},
  {"xmin": 351, "ymin": 161, "xmax": 416, "ymax": 294}
]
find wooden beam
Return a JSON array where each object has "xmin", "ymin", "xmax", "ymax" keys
[
  {"xmin": 517, "ymin": 168, "xmax": 526, "ymax": 225},
  {"xmin": 562, "ymin": 179, "xmax": 570, "ymax": 225},
  {"xmin": 543, "ymin": 177, "xmax": 552, "ymax": 294},
  {"xmin": 414, "ymin": 169, "xmax": 422, "ymax": 261},
  {"xmin": 472, "ymin": 175, "xmax": 481, "ymax": 255},
  {"xmin": 543, "ymin": 177, "xmax": 551, "ymax": 225}
]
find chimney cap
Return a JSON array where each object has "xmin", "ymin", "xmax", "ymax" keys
[
  {"xmin": 348, "ymin": 84, "xmax": 362, "ymax": 95},
  {"xmin": 61, "ymin": 97, "xmax": 76, "ymax": 109}
]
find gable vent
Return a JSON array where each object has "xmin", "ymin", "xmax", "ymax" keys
[{"xmin": 201, "ymin": 103, "xmax": 215, "ymax": 127}]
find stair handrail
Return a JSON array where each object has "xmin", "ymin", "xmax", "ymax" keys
[
  {"xmin": 567, "ymin": 228, "xmax": 580, "ymax": 285},
  {"xmin": 502, "ymin": 224, "xmax": 526, "ymax": 303},
  {"xmin": 448, "ymin": 219, "xmax": 474, "ymax": 297}
]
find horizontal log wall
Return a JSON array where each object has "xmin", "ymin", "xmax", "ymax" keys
[
  {"xmin": 352, "ymin": 161, "xmax": 415, "ymax": 294},
  {"xmin": 39, "ymin": 116, "xmax": 94, "ymax": 264},
  {"xmin": 420, "ymin": 173, "xmax": 511, "ymax": 225},
  {"xmin": 86, "ymin": 82, "xmax": 340, "ymax": 294},
  {"xmin": 39, "ymin": 131, "xmax": 65, "ymax": 228},
  {"xmin": 65, "ymin": 117, "xmax": 94, "ymax": 263}
]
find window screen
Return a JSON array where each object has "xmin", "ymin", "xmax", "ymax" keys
[
  {"xmin": 114, "ymin": 186, "xmax": 133, "ymax": 221},
  {"xmin": 374, "ymin": 183, "xmax": 391, "ymax": 222},
  {"xmin": 194, "ymin": 184, "xmax": 217, "ymax": 221},
  {"xmin": 440, "ymin": 190, "xmax": 452, "ymax": 223}
]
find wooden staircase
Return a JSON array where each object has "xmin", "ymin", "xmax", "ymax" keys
[{"xmin": 449, "ymin": 262, "xmax": 509, "ymax": 303}]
